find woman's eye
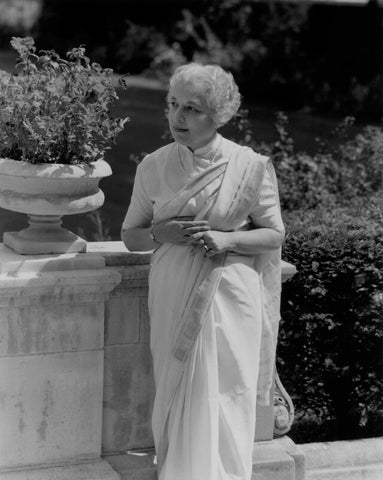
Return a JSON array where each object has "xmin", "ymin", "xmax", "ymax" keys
[{"xmin": 187, "ymin": 106, "xmax": 199, "ymax": 112}]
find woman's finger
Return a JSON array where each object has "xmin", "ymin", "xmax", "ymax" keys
[
  {"xmin": 184, "ymin": 225, "xmax": 211, "ymax": 235},
  {"xmin": 186, "ymin": 232, "xmax": 206, "ymax": 244},
  {"xmin": 173, "ymin": 216, "xmax": 194, "ymax": 221},
  {"xmin": 181, "ymin": 221, "xmax": 210, "ymax": 228}
]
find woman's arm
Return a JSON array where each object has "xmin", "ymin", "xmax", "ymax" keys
[
  {"xmin": 224, "ymin": 227, "xmax": 284, "ymax": 254},
  {"xmin": 121, "ymin": 217, "xmax": 211, "ymax": 252},
  {"xmin": 188, "ymin": 227, "xmax": 285, "ymax": 257},
  {"xmin": 121, "ymin": 226, "xmax": 160, "ymax": 252}
]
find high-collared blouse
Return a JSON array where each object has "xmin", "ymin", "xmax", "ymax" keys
[{"xmin": 122, "ymin": 133, "xmax": 284, "ymax": 235}]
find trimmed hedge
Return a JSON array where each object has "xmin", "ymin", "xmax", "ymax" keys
[{"xmin": 278, "ymin": 203, "xmax": 383, "ymax": 442}]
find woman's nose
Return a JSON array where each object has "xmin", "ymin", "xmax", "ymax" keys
[{"xmin": 173, "ymin": 107, "xmax": 185, "ymax": 124}]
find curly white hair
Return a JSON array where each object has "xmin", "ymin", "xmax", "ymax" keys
[{"xmin": 168, "ymin": 63, "xmax": 241, "ymax": 128}]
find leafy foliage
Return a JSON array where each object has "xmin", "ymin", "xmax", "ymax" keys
[
  {"xmin": 231, "ymin": 110, "xmax": 383, "ymax": 211},
  {"xmin": 0, "ymin": 37, "xmax": 129, "ymax": 164},
  {"xmin": 226, "ymin": 109, "xmax": 383, "ymax": 440},
  {"xmin": 113, "ymin": 1, "xmax": 380, "ymax": 118},
  {"xmin": 278, "ymin": 205, "xmax": 383, "ymax": 442}
]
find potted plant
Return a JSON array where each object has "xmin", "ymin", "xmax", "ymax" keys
[{"xmin": 0, "ymin": 36, "xmax": 129, "ymax": 254}]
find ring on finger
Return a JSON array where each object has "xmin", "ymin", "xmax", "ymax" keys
[{"xmin": 202, "ymin": 245, "xmax": 209, "ymax": 253}]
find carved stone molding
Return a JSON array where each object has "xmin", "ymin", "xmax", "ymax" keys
[{"xmin": 274, "ymin": 371, "xmax": 295, "ymax": 437}]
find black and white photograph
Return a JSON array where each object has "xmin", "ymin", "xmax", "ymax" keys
[{"xmin": 0, "ymin": 1, "xmax": 382, "ymax": 479}]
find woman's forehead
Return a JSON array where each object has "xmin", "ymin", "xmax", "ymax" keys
[{"xmin": 169, "ymin": 79, "xmax": 206, "ymax": 103}]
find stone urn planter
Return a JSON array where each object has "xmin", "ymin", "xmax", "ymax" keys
[
  {"xmin": 0, "ymin": 158, "xmax": 112, "ymax": 254},
  {"xmin": 0, "ymin": 36, "xmax": 129, "ymax": 255}
]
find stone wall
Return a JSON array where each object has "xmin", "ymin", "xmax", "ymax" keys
[
  {"xmin": 0, "ymin": 241, "xmax": 304, "ymax": 480},
  {"xmin": 0, "ymin": 243, "xmax": 121, "ymax": 480}
]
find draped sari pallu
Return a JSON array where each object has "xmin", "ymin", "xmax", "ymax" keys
[{"xmin": 150, "ymin": 143, "xmax": 282, "ymax": 476}]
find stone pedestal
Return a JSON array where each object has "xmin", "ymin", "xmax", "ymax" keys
[
  {"xmin": 252, "ymin": 380, "xmax": 304, "ymax": 480},
  {"xmin": 0, "ymin": 244, "xmax": 121, "ymax": 480},
  {"xmin": 250, "ymin": 260, "xmax": 303, "ymax": 480},
  {"xmin": 4, "ymin": 214, "xmax": 87, "ymax": 255},
  {"xmin": 252, "ymin": 437, "xmax": 306, "ymax": 480},
  {"xmin": 86, "ymin": 242, "xmax": 154, "ymax": 454}
]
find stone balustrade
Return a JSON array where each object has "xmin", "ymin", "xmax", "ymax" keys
[{"xmin": 0, "ymin": 241, "xmax": 304, "ymax": 480}]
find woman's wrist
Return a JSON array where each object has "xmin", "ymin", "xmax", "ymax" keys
[
  {"xmin": 149, "ymin": 225, "xmax": 158, "ymax": 242},
  {"xmin": 149, "ymin": 225, "xmax": 162, "ymax": 248},
  {"xmin": 218, "ymin": 231, "xmax": 236, "ymax": 252},
  {"xmin": 226, "ymin": 228, "xmax": 284, "ymax": 255}
]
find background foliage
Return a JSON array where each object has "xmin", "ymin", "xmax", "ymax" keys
[
  {"xmin": 116, "ymin": 0, "xmax": 381, "ymax": 118},
  {"xmin": 280, "ymin": 205, "xmax": 383, "ymax": 443},
  {"xmin": 229, "ymin": 110, "xmax": 383, "ymax": 442},
  {"xmin": 29, "ymin": 0, "xmax": 381, "ymax": 119},
  {"xmin": 232, "ymin": 110, "xmax": 383, "ymax": 211}
]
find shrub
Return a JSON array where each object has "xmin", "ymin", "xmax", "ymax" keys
[
  {"xmin": 0, "ymin": 36, "xmax": 128, "ymax": 165},
  {"xmin": 278, "ymin": 204, "xmax": 383, "ymax": 442},
  {"xmin": 231, "ymin": 110, "xmax": 383, "ymax": 211},
  {"xmin": 335, "ymin": 124, "xmax": 383, "ymax": 200},
  {"xmin": 231, "ymin": 111, "xmax": 383, "ymax": 441}
]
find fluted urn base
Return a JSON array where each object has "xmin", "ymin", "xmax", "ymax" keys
[
  {"xmin": 0, "ymin": 158, "xmax": 112, "ymax": 255},
  {"xmin": 4, "ymin": 215, "xmax": 86, "ymax": 254}
]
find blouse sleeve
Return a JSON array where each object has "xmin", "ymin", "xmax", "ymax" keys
[
  {"xmin": 249, "ymin": 166, "xmax": 284, "ymax": 234},
  {"xmin": 122, "ymin": 160, "xmax": 154, "ymax": 230}
]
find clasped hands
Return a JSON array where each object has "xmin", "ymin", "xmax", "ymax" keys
[{"xmin": 151, "ymin": 216, "xmax": 231, "ymax": 257}]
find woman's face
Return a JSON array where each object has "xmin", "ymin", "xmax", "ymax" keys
[{"xmin": 167, "ymin": 80, "xmax": 216, "ymax": 151}]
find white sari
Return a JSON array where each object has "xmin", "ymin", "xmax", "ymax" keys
[{"xmin": 123, "ymin": 134, "xmax": 284, "ymax": 480}]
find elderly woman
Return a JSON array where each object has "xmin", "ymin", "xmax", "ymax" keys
[{"xmin": 121, "ymin": 63, "xmax": 285, "ymax": 480}]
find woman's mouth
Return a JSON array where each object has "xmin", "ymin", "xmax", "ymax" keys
[{"xmin": 173, "ymin": 126, "xmax": 188, "ymax": 133}]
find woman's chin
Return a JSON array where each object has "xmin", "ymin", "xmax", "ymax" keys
[{"xmin": 173, "ymin": 132, "xmax": 190, "ymax": 146}]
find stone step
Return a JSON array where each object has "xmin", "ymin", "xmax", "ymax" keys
[
  {"xmin": 302, "ymin": 437, "xmax": 383, "ymax": 480},
  {"xmin": 105, "ymin": 452, "xmax": 156, "ymax": 480}
]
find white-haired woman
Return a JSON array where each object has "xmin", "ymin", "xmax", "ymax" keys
[{"xmin": 121, "ymin": 63, "xmax": 285, "ymax": 480}]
